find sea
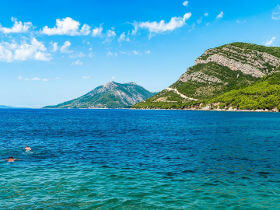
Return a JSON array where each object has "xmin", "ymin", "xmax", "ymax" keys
[{"xmin": 0, "ymin": 109, "xmax": 280, "ymax": 209}]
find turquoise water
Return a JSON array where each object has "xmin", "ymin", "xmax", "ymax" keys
[{"xmin": 0, "ymin": 109, "xmax": 280, "ymax": 208}]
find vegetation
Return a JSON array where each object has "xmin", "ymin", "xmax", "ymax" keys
[
  {"xmin": 45, "ymin": 82, "xmax": 155, "ymax": 109},
  {"xmin": 230, "ymin": 42, "xmax": 280, "ymax": 58},
  {"xmin": 172, "ymin": 63, "xmax": 257, "ymax": 99},
  {"xmin": 133, "ymin": 62, "xmax": 258, "ymax": 109},
  {"xmin": 207, "ymin": 73, "xmax": 280, "ymax": 110},
  {"xmin": 133, "ymin": 42, "xmax": 280, "ymax": 111}
]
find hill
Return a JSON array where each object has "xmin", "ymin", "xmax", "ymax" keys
[
  {"xmin": 45, "ymin": 81, "xmax": 155, "ymax": 109},
  {"xmin": 0, "ymin": 105, "xmax": 14, "ymax": 109},
  {"xmin": 206, "ymin": 72, "xmax": 280, "ymax": 111},
  {"xmin": 134, "ymin": 42, "xmax": 280, "ymax": 111}
]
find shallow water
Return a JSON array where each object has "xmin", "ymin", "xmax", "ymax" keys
[{"xmin": 0, "ymin": 109, "xmax": 280, "ymax": 208}]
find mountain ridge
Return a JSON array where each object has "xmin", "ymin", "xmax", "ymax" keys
[
  {"xmin": 45, "ymin": 81, "xmax": 155, "ymax": 109},
  {"xmin": 133, "ymin": 42, "xmax": 280, "ymax": 111}
]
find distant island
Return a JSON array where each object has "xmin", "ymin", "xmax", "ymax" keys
[
  {"xmin": 134, "ymin": 42, "xmax": 280, "ymax": 112},
  {"xmin": 0, "ymin": 105, "xmax": 20, "ymax": 109},
  {"xmin": 44, "ymin": 81, "xmax": 155, "ymax": 109}
]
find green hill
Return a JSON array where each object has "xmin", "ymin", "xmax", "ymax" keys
[
  {"xmin": 206, "ymin": 72, "xmax": 280, "ymax": 111},
  {"xmin": 134, "ymin": 42, "xmax": 280, "ymax": 111},
  {"xmin": 45, "ymin": 81, "xmax": 155, "ymax": 109}
]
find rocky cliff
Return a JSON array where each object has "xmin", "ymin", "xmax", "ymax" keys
[{"xmin": 134, "ymin": 42, "xmax": 280, "ymax": 111}]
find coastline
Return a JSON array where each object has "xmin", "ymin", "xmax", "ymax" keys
[
  {"xmin": 41, "ymin": 107, "xmax": 280, "ymax": 113},
  {"xmin": 34, "ymin": 105, "xmax": 280, "ymax": 113},
  {"xmin": 130, "ymin": 107, "xmax": 280, "ymax": 113}
]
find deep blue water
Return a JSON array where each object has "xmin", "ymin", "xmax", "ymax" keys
[{"xmin": 0, "ymin": 109, "xmax": 280, "ymax": 208}]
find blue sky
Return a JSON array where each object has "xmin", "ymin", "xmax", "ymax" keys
[{"xmin": 0, "ymin": 0, "xmax": 279, "ymax": 107}]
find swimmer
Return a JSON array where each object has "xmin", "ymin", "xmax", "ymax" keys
[
  {"xmin": 25, "ymin": 146, "xmax": 31, "ymax": 152},
  {"xmin": 6, "ymin": 157, "xmax": 19, "ymax": 162}
]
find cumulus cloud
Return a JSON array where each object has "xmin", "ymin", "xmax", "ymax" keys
[
  {"xmin": 182, "ymin": 1, "xmax": 188, "ymax": 7},
  {"xmin": 119, "ymin": 50, "xmax": 151, "ymax": 56},
  {"xmin": 51, "ymin": 42, "xmax": 58, "ymax": 52},
  {"xmin": 217, "ymin": 11, "xmax": 224, "ymax": 19},
  {"xmin": 60, "ymin": 41, "xmax": 71, "ymax": 53},
  {"xmin": 69, "ymin": 52, "xmax": 86, "ymax": 58},
  {"xmin": 107, "ymin": 51, "xmax": 118, "ymax": 56},
  {"xmin": 42, "ymin": 17, "xmax": 91, "ymax": 36},
  {"xmin": 107, "ymin": 29, "xmax": 116, "ymax": 38},
  {"xmin": 134, "ymin": 12, "xmax": 191, "ymax": 35},
  {"xmin": 80, "ymin": 24, "xmax": 91, "ymax": 35},
  {"xmin": 132, "ymin": 50, "xmax": 139, "ymax": 55},
  {"xmin": 118, "ymin": 32, "xmax": 130, "ymax": 42},
  {"xmin": 204, "ymin": 13, "xmax": 209, "ymax": 17},
  {"xmin": 272, "ymin": 5, "xmax": 280, "ymax": 20},
  {"xmin": 72, "ymin": 59, "xmax": 83, "ymax": 65},
  {"xmin": 92, "ymin": 26, "xmax": 103, "ymax": 36},
  {"xmin": 18, "ymin": 75, "xmax": 49, "ymax": 82},
  {"xmin": 0, "ymin": 17, "xmax": 32, "ymax": 34},
  {"xmin": 0, "ymin": 38, "xmax": 50, "ymax": 62},
  {"xmin": 265, "ymin": 36, "xmax": 276, "ymax": 46}
]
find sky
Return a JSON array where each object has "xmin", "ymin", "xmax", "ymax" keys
[{"xmin": 0, "ymin": 0, "xmax": 280, "ymax": 107}]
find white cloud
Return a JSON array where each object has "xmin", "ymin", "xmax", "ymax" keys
[
  {"xmin": 31, "ymin": 77, "xmax": 40, "ymax": 81},
  {"xmin": 69, "ymin": 52, "xmax": 86, "ymax": 59},
  {"xmin": 236, "ymin": 19, "xmax": 247, "ymax": 24},
  {"xmin": 265, "ymin": 37, "xmax": 276, "ymax": 46},
  {"xmin": 18, "ymin": 75, "xmax": 49, "ymax": 82},
  {"xmin": 119, "ymin": 50, "xmax": 151, "ymax": 56},
  {"xmin": 0, "ymin": 38, "xmax": 50, "ymax": 62},
  {"xmin": 34, "ymin": 51, "xmax": 49, "ymax": 61},
  {"xmin": 132, "ymin": 50, "xmax": 139, "ymax": 55},
  {"xmin": 204, "ymin": 13, "xmax": 209, "ymax": 17},
  {"xmin": 182, "ymin": 1, "xmax": 188, "ymax": 7},
  {"xmin": 42, "ymin": 17, "xmax": 91, "ymax": 36},
  {"xmin": 135, "ymin": 12, "xmax": 191, "ymax": 35},
  {"xmin": 272, "ymin": 5, "xmax": 280, "ymax": 20},
  {"xmin": 72, "ymin": 59, "xmax": 83, "ymax": 65},
  {"xmin": 92, "ymin": 26, "xmax": 103, "ymax": 36},
  {"xmin": 118, "ymin": 32, "xmax": 130, "ymax": 42},
  {"xmin": 107, "ymin": 51, "xmax": 118, "ymax": 56},
  {"xmin": 0, "ymin": 17, "xmax": 32, "ymax": 34},
  {"xmin": 82, "ymin": 75, "xmax": 91, "ymax": 79},
  {"xmin": 80, "ymin": 24, "xmax": 91, "ymax": 35},
  {"xmin": 51, "ymin": 42, "xmax": 58, "ymax": 52},
  {"xmin": 0, "ymin": 44, "xmax": 13, "ymax": 62},
  {"xmin": 60, "ymin": 41, "xmax": 71, "ymax": 53},
  {"xmin": 217, "ymin": 11, "xmax": 224, "ymax": 19},
  {"xmin": 107, "ymin": 29, "xmax": 116, "ymax": 38},
  {"xmin": 131, "ymin": 24, "xmax": 138, "ymax": 35},
  {"xmin": 69, "ymin": 51, "xmax": 86, "ymax": 58}
]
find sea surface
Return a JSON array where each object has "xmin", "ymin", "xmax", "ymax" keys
[{"xmin": 0, "ymin": 109, "xmax": 280, "ymax": 209}]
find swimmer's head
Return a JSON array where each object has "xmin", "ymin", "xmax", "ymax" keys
[{"xmin": 9, "ymin": 156, "xmax": 13, "ymax": 159}]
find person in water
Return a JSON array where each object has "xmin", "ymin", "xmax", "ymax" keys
[
  {"xmin": 25, "ymin": 146, "xmax": 31, "ymax": 151},
  {"xmin": 6, "ymin": 157, "xmax": 19, "ymax": 162}
]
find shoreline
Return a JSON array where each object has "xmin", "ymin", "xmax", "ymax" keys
[
  {"xmin": 6, "ymin": 107, "xmax": 279, "ymax": 113},
  {"xmin": 130, "ymin": 107, "xmax": 280, "ymax": 113},
  {"xmin": 43, "ymin": 107, "xmax": 280, "ymax": 113}
]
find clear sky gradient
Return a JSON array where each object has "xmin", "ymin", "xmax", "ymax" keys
[{"xmin": 0, "ymin": 0, "xmax": 279, "ymax": 107}]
